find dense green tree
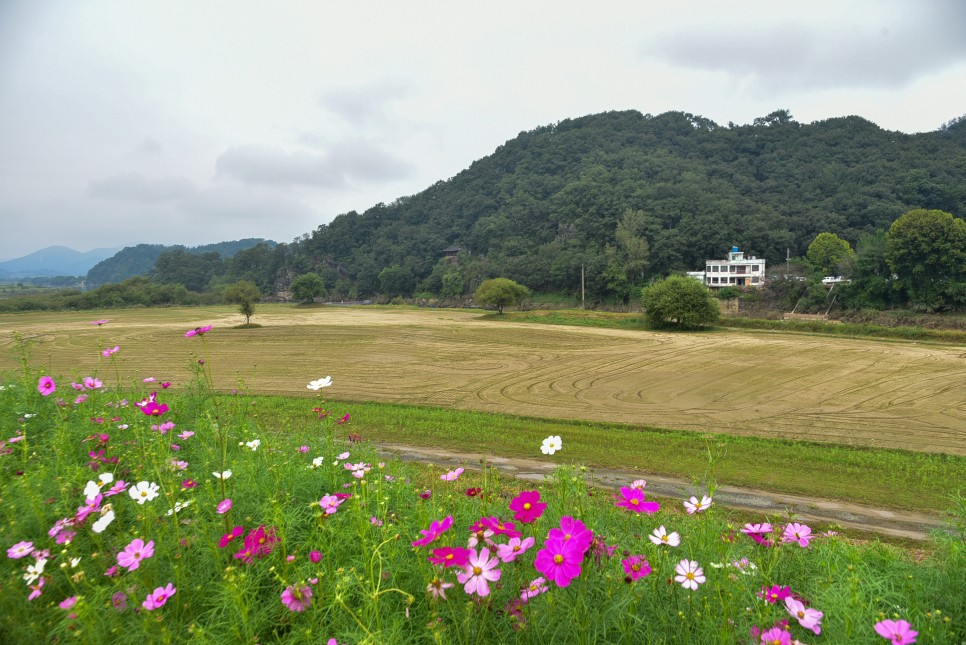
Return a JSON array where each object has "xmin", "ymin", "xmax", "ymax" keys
[
  {"xmin": 223, "ymin": 280, "xmax": 261, "ymax": 324},
  {"xmin": 838, "ymin": 231, "xmax": 899, "ymax": 310},
  {"xmin": 806, "ymin": 232, "xmax": 854, "ymax": 276},
  {"xmin": 614, "ymin": 209, "xmax": 651, "ymax": 283},
  {"xmin": 378, "ymin": 265, "xmax": 414, "ymax": 298},
  {"xmin": 640, "ymin": 276, "xmax": 719, "ymax": 329},
  {"xmin": 474, "ymin": 278, "xmax": 530, "ymax": 313},
  {"xmin": 886, "ymin": 209, "xmax": 966, "ymax": 310},
  {"xmin": 291, "ymin": 272, "xmax": 326, "ymax": 303}
]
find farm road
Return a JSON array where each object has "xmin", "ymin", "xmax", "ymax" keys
[{"xmin": 376, "ymin": 442, "xmax": 949, "ymax": 542}]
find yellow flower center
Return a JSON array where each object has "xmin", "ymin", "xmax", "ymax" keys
[
  {"xmin": 445, "ymin": 553, "xmax": 454, "ymax": 561},
  {"xmin": 512, "ymin": 545, "xmax": 520, "ymax": 552},
  {"xmin": 553, "ymin": 554, "xmax": 563, "ymax": 564},
  {"xmin": 661, "ymin": 535, "xmax": 668, "ymax": 542},
  {"xmin": 630, "ymin": 498, "xmax": 639, "ymax": 505},
  {"xmin": 632, "ymin": 564, "xmax": 641, "ymax": 572},
  {"xmin": 472, "ymin": 566, "xmax": 482, "ymax": 575},
  {"xmin": 797, "ymin": 610, "xmax": 805, "ymax": 619},
  {"xmin": 686, "ymin": 572, "xmax": 695, "ymax": 581},
  {"xmin": 523, "ymin": 503, "xmax": 531, "ymax": 510}
]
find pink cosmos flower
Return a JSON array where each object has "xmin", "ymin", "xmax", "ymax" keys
[
  {"xmin": 630, "ymin": 479, "xmax": 647, "ymax": 490},
  {"xmin": 7, "ymin": 541, "xmax": 34, "ymax": 559},
  {"xmin": 143, "ymin": 377, "xmax": 156, "ymax": 383},
  {"xmin": 310, "ymin": 550, "xmax": 323, "ymax": 563},
  {"xmin": 161, "ymin": 382, "xmax": 171, "ymax": 389},
  {"xmin": 281, "ymin": 584, "xmax": 313, "ymax": 612},
  {"xmin": 874, "ymin": 619, "xmax": 918, "ymax": 644},
  {"xmin": 743, "ymin": 522, "xmax": 777, "ymax": 547},
  {"xmin": 140, "ymin": 401, "xmax": 169, "ymax": 417},
  {"xmin": 428, "ymin": 546, "xmax": 471, "ymax": 567},
  {"xmin": 456, "ymin": 547, "xmax": 501, "ymax": 597},
  {"xmin": 481, "ymin": 517, "xmax": 521, "ymax": 539},
  {"xmin": 440, "ymin": 467, "xmax": 464, "ymax": 481},
  {"xmin": 337, "ymin": 451, "xmax": 350, "ymax": 460},
  {"xmin": 38, "ymin": 376, "xmax": 56, "ymax": 396},
  {"xmin": 649, "ymin": 525, "xmax": 681, "ymax": 547},
  {"xmin": 412, "ymin": 515, "xmax": 453, "ymax": 547},
  {"xmin": 74, "ymin": 394, "xmax": 88, "ymax": 405},
  {"xmin": 28, "ymin": 577, "xmax": 45, "ymax": 601},
  {"xmin": 111, "ymin": 592, "xmax": 127, "ymax": 612},
  {"xmin": 781, "ymin": 523, "xmax": 814, "ymax": 548},
  {"xmin": 547, "ymin": 516, "xmax": 594, "ymax": 553},
  {"xmin": 467, "ymin": 523, "xmax": 496, "ymax": 549},
  {"xmin": 240, "ymin": 525, "xmax": 278, "ymax": 561},
  {"xmin": 613, "ymin": 486, "xmax": 660, "ymax": 514},
  {"xmin": 319, "ymin": 494, "xmax": 344, "ymax": 515},
  {"xmin": 496, "ymin": 537, "xmax": 535, "ymax": 563},
  {"xmin": 785, "ymin": 597, "xmax": 823, "ymax": 634},
  {"xmin": 622, "ymin": 555, "xmax": 652, "ymax": 581},
  {"xmin": 177, "ymin": 431, "xmax": 195, "ymax": 440},
  {"xmin": 118, "ymin": 538, "xmax": 155, "ymax": 571},
  {"xmin": 520, "ymin": 576, "xmax": 549, "ymax": 601},
  {"xmin": 83, "ymin": 376, "xmax": 103, "ymax": 390},
  {"xmin": 217, "ymin": 499, "xmax": 233, "ymax": 514},
  {"xmin": 534, "ymin": 537, "xmax": 585, "ymax": 587},
  {"xmin": 759, "ymin": 585, "xmax": 792, "ymax": 604},
  {"xmin": 427, "ymin": 577, "xmax": 454, "ymax": 600},
  {"xmin": 59, "ymin": 596, "xmax": 77, "ymax": 610},
  {"xmin": 184, "ymin": 325, "xmax": 212, "ymax": 338},
  {"xmin": 509, "ymin": 490, "xmax": 547, "ymax": 523},
  {"xmin": 759, "ymin": 627, "xmax": 792, "ymax": 645},
  {"xmin": 684, "ymin": 495, "xmax": 713, "ymax": 514},
  {"xmin": 91, "ymin": 319, "xmax": 109, "ymax": 326},
  {"xmin": 102, "ymin": 346, "xmax": 120, "ymax": 357},
  {"xmin": 142, "ymin": 583, "xmax": 176, "ymax": 610},
  {"xmin": 418, "ymin": 489, "xmax": 432, "ymax": 500},
  {"xmin": 673, "ymin": 559, "xmax": 706, "ymax": 590}
]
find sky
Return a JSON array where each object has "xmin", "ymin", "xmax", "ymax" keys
[{"xmin": 1, "ymin": 0, "xmax": 964, "ymax": 261}]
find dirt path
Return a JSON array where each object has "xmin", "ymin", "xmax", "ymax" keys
[{"xmin": 375, "ymin": 442, "xmax": 950, "ymax": 542}]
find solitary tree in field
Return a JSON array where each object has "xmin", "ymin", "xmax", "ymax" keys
[
  {"xmin": 806, "ymin": 232, "xmax": 853, "ymax": 276},
  {"xmin": 474, "ymin": 278, "xmax": 530, "ymax": 314},
  {"xmin": 224, "ymin": 280, "xmax": 261, "ymax": 324},
  {"xmin": 640, "ymin": 275, "xmax": 719, "ymax": 329},
  {"xmin": 291, "ymin": 272, "xmax": 326, "ymax": 304},
  {"xmin": 886, "ymin": 208, "xmax": 966, "ymax": 310}
]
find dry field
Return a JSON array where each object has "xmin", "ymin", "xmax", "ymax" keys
[{"xmin": 2, "ymin": 305, "xmax": 964, "ymax": 455}]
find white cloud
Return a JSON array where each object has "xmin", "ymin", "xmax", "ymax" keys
[{"xmin": 88, "ymin": 173, "xmax": 196, "ymax": 203}]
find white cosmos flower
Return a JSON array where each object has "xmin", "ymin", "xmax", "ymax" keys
[
  {"xmin": 311, "ymin": 456, "xmax": 324, "ymax": 468},
  {"xmin": 23, "ymin": 558, "xmax": 47, "ymax": 584},
  {"xmin": 540, "ymin": 435, "xmax": 562, "ymax": 455},
  {"xmin": 165, "ymin": 500, "xmax": 192, "ymax": 516},
  {"xmin": 92, "ymin": 509, "xmax": 115, "ymax": 534},
  {"xmin": 649, "ymin": 525, "xmax": 681, "ymax": 547},
  {"xmin": 212, "ymin": 470, "xmax": 232, "ymax": 480},
  {"xmin": 70, "ymin": 557, "xmax": 81, "ymax": 568},
  {"xmin": 84, "ymin": 473, "xmax": 115, "ymax": 501},
  {"xmin": 245, "ymin": 439, "xmax": 260, "ymax": 451},
  {"xmin": 306, "ymin": 376, "xmax": 333, "ymax": 391},
  {"xmin": 129, "ymin": 481, "xmax": 160, "ymax": 504}
]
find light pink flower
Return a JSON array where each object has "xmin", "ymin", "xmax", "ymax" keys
[
  {"xmin": 217, "ymin": 499, "xmax": 232, "ymax": 514},
  {"xmin": 496, "ymin": 536, "xmax": 535, "ymax": 563},
  {"xmin": 622, "ymin": 555, "xmax": 652, "ymax": 581},
  {"xmin": 7, "ymin": 541, "xmax": 34, "ymax": 559},
  {"xmin": 83, "ymin": 376, "xmax": 103, "ymax": 390},
  {"xmin": 683, "ymin": 495, "xmax": 713, "ymax": 514},
  {"xmin": 59, "ymin": 596, "xmax": 77, "ymax": 610},
  {"xmin": 785, "ymin": 597, "xmax": 823, "ymax": 634},
  {"xmin": 520, "ymin": 576, "xmax": 549, "ymax": 601},
  {"xmin": 184, "ymin": 325, "xmax": 212, "ymax": 338},
  {"xmin": 319, "ymin": 494, "xmax": 344, "ymax": 515},
  {"xmin": 781, "ymin": 523, "xmax": 814, "ymax": 548},
  {"xmin": 28, "ymin": 577, "xmax": 45, "ymax": 601},
  {"xmin": 759, "ymin": 627, "xmax": 792, "ymax": 645},
  {"xmin": 102, "ymin": 346, "xmax": 120, "ymax": 357},
  {"xmin": 456, "ymin": 547, "xmax": 501, "ymax": 597},
  {"xmin": 117, "ymin": 538, "xmax": 154, "ymax": 571},
  {"xmin": 142, "ymin": 583, "xmax": 176, "ymax": 610},
  {"xmin": 177, "ymin": 431, "xmax": 195, "ymax": 440},
  {"xmin": 440, "ymin": 467, "xmax": 464, "ymax": 481},
  {"xmin": 673, "ymin": 559, "xmax": 706, "ymax": 590},
  {"xmin": 426, "ymin": 577, "xmax": 454, "ymax": 600}
]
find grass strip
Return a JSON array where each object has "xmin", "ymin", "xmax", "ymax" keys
[{"xmin": 248, "ymin": 394, "xmax": 965, "ymax": 515}]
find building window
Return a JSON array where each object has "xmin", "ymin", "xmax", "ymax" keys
[{"xmin": 752, "ymin": 265, "xmax": 760, "ymax": 272}]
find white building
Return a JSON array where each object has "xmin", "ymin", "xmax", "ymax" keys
[{"xmin": 704, "ymin": 247, "xmax": 766, "ymax": 288}]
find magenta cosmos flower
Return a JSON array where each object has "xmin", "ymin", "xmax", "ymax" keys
[
  {"xmin": 428, "ymin": 546, "xmax": 470, "ymax": 568},
  {"xmin": 142, "ymin": 583, "xmax": 176, "ymax": 611},
  {"xmin": 673, "ymin": 559, "xmax": 706, "ymax": 590},
  {"xmin": 184, "ymin": 325, "xmax": 212, "ymax": 338},
  {"xmin": 874, "ymin": 619, "xmax": 918, "ymax": 644},
  {"xmin": 217, "ymin": 499, "xmax": 232, "ymax": 514},
  {"xmin": 784, "ymin": 597, "xmax": 823, "ymax": 635},
  {"xmin": 38, "ymin": 376, "xmax": 56, "ymax": 396},
  {"xmin": 533, "ymin": 537, "xmax": 584, "ymax": 587},
  {"xmin": 547, "ymin": 516, "xmax": 594, "ymax": 553},
  {"xmin": 140, "ymin": 401, "xmax": 169, "ymax": 417},
  {"xmin": 613, "ymin": 486, "xmax": 660, "ymax": 514},
  {"xmin": 759, "ymin": 627, "xmax": 792, "ymax": 645},
  {"xmin": 281, "ymin": 584, "xmax": 313, "ymax": 612},
  {"xmin": 412, "ymin": 515, "xmax": 453, "ymax": 547},
  {"xmin": 622, "ymin": 555, "xmax": 652, "ymax": 581},
  {"xmin": 509, "ymin": 490, "xmax": 547, "ymax": 523},
  {"xmin": 759, "ymin": 585, "xmax": 792, "ymax": 604},
  {"xmin": 456, "ymin": 547, "xmax": 501, "ymax": 597}
]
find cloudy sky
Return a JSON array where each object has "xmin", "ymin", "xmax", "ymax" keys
[{"xmin": 1, "ymin": 0, "xmax": 964, "ymax": 260}]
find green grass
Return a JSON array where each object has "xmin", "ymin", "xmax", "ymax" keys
[
  {"xmin": 500, "ymin": 309, "xmax": 966, "ymax": 344},
  {"xmin": 243, "ymin": 395, "xmax": 965, "ymax": 514}
]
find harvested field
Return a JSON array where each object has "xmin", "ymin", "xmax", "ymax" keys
[{"xmin": 1, "ymin": 305, "xmax": 964, "ymax": 454}]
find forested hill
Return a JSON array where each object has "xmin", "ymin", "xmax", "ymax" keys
[
  {"xmin": 298, "ymin": 109, "xmax": 966, "ymax": 295},
  {"xmin": 87, "ymin": 239, "xmax": 275, "ymax": 287}
]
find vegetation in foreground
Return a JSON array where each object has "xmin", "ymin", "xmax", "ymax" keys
[{"xmin": 1, "ymin": 323, "xmax": 964, "ymax": 643}]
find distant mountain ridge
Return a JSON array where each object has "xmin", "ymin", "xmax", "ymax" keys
[
  {"xmin": 0, "ymin": 246, "xmax": 121, "ymax": 279},
  {"xmin": 86, "ymin": 239, "xmax": 276, "ymax": 286}
]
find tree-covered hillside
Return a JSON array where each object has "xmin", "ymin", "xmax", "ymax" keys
[{"xmin": 296, "ymin": 110, "xmax": 965, "ymax": 298}]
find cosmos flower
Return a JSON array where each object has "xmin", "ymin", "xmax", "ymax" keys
[{"xmin": 540, "ymin": 435, "xmax": 562, "ymax": 455}]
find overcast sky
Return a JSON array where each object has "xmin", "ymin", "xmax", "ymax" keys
[{"xmin": 1, "ymin": 0, "xmax": 964, "ymax": 260}]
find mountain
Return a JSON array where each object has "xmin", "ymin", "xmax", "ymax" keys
[
  {"xmin": 86, "ymin": 239, "xmax": 276, "ymax": 286},
  {"xmin": 295, "ymin": 109, "xmax": 966, "ymax": 297},
  {"xmin": 0, "ymin": 246, "xmax": 121, "ymax": 279}
]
